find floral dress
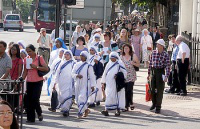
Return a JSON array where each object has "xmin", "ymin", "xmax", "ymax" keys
[{"xmin": 121, "ymin": 56, "xmax": 137, "ymax": 83}]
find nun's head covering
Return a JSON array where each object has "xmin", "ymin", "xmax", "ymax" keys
[
  {"xmin": 17, "ymin": 40, "xmax": 26, "ymax": 49},
  {"xmin": 62, "ymin": 50, "xmax": 75, "ymax": 62},
  {"xmin": 80, "ymin": 51, "xmax": 89, "ymax": 62},
  {"xmin": 20, "ymin": 49, "xmax": 28, "ymax": 56},
  {"xmin": 109, "ymin": 52, "xmax": 123, "ymax": 64},
  {"xmin": 89, "ymin": 46, "xmax": 98, "ymax": 54},
  {"xmin": 52, "ymin": 38, "xmax": 68, "ymax": 51}
]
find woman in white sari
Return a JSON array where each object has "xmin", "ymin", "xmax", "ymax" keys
[
  {"xmin": 101, "ymin": 52, "xmax": 127, "ymax": 116},
  {"xmin": 88, "ymin": 46, "xmax": 104, "ymax": 107},
  {"xmin": 72, "ymin": 51, "xmax": 96, "ymax": 118},
  {"xmin": 54, "ymin": 50, "xmax": 76, "ymax": 117}
]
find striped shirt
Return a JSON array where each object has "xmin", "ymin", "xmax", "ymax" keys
[{"xmin": 148, "ymin": 50, "xmax": 170, "ymax": 78}]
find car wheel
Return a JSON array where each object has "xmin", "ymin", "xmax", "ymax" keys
[
  {"xmin": 37, "ymin": 29, "xmax": 40, "ymax": 32},
  {"xmin": 4, "ymin": 28, "xmax": 8, "ymax": 31}
]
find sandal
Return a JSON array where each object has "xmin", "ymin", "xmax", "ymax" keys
[
  {"xmin": 115, "ymin": 110, "xmax": 121, "ymax": 116},
  {"xmin": 130, "ymin": 105, "xmax": 135, "ymax": 110},
  {"xmin": 83, "ymin": 109, "xmax": 90, "ymax": 117}
]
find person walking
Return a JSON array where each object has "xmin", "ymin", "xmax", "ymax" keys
[
  {"xmin": 150, "ymin": 26, "xmax": 160, "ymax": 50},
  {"xmin": 131, "ymin": 29, "xmax": 141, "ymax": 59},
  {"xmin": 175, "ymin": 35, "xmax": 190, "ymax": 96},
  {"xmin": 37, "ymin": 28, "xmax": 52, "ymax": 64},
  {"xmin": 116, "ymin": 29, "xmax": 129, "ymax": 50},
  {"xmin": 71, "ymin": 25, "xmax": 84, "ymax": 47},
  {"xmin": 22, "ymin": 44, "xmax": 49, "ymax": 123},
  {"xmin": 121, "ymin": 44, "xmax": 140, "ymax": 111},
  {"xmin": 141, "ymin": 29, "xmax": 153, "ymax": 68},
  {"xmin": 147, "ymin": 39, "xmax": 170, "ymax": 113}
]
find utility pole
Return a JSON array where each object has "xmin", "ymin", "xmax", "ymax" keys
[
  {"xmin": 55, "ymin": 0, "xmax": 61, "ymax": 38},
  {"xmin": 103, "ymin": 0, "xmax": 107, "ymax": 31},
  {"xmin": 64, "ymin": 5, "xmax": 67, "ymax": 43}
]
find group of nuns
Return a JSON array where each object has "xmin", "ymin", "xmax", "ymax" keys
[{"xmin": 47, "ymin": 38, "xmax": 127, "ymax": 118}]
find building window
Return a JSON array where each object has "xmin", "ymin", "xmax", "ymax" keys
[{"xmin": 3, "ymin": 0, "xmax": 12, "ymax": 7}]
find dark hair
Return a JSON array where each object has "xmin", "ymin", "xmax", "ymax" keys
[
  {"xmin": 26, "ymin": 44, "xmax": 36, "ymax": 52},
  {"xmin": 103, "ymin": 31, "xmax": 111, "ymax": 40},
  {"xmin": 0, "ymin": 40, "xmax": 7, "ymax": 48},
  {"xmin": 76, "ymin": 36, "xmax": 85, "ymax": 45},
  {"xmin": 0, "ymin": 100, "xmax": 19, "ymax": 129},
  {"xmin": 9, "ymin": 44, "xmax": 21, "ymax": 59},
  {"xmin": 171, "ymin": 34, "xmax": 176, "ymax": 38},
  {"xmin": 122, "ymin": 43, "xmax": 134, "ymax": 56}
]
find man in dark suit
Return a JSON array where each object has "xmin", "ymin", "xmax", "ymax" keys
[{"xmin": 150, "ymin": 26, "xmax": 161, "ymax": 50}]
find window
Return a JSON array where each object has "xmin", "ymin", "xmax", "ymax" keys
[{"xmin": 6, "ymin": 15, "xmax": 20, "ymax": 20}]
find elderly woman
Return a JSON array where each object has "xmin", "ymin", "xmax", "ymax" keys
[
  {"xmin": 71, "ymin": 25, "xmax": 84, "ymax": 46},
  {"xmin": 72, "ymin": 51, "xmax": 96, "ymax": 118},
  {"xmin": 54, "ymin": 50, "xmax": 76, "ymax": 117},
  {"xmin": 101, "ymin": 52, "xmax": 127, "ymax": 116},
  {"xmin": 0, "ymin": 100, "xmax": 19, "ymax": 129},
  {"xmin": 141, "ymin": 29, "xmax": 153, "ymax": 68},
  {"xmin": 131, "ymin": 29, "xmax": 141, "ymax": 59}
]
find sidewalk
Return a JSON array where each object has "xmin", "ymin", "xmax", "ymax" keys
[{"xmin": 40, "ymin": 68, "xmax": 200, "ymax": 119}]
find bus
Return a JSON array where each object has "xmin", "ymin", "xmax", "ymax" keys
[{"xmin": 34, "ymin": 0, "xmax": 56, "ymax": 32}]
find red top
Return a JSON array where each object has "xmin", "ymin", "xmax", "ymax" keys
[
  {"xmin": 10, "ymin": 58, "xmax": 23, "ymax": 80},
  {"xmin": 24, "ymin": 56, "xmax": 46, "ymax": 82}
]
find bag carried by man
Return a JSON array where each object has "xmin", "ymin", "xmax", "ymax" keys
[{"xmin": 145, "ymin": 81, "xmax": 152, "ymax": 102}]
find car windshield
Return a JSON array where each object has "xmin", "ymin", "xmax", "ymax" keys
[
  {"xmin": 60, "ymin": 23, "xmax": 76, "ymax": 31},
  {"xmin": 37, "ymin": 1, "xmax": 55, "ymax": 22},
  {"xmin": 6, "ymin": 15, "xmax": 20, "ymax": 20}
]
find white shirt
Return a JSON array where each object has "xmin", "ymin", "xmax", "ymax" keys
[
  {"xmin": 141, "ymin": 35, "xmax": 153, "ymax": 49},
  {"xmin": 38, "ymin": 34, "xmax": 52, "ymax": 48},
  {"xmin": 177, "ymin": 42, "xmax": 190, "ymax": 59}
]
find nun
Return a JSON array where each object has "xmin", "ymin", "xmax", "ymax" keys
[
  {"xmin": 17, "ymin": 40, "xmax": 27, "ymax": 49},
  {"xmin": 47, "ymin": 48, "xmax": 65, "ymax": 112},
  {"xmin": 88, "ymin": 33, "xmax": 101, "ymax": 49},
  {"xmin": 88, "ymin": 46, "xmax": 104, "ymax": 107},
  {"xmin": 101, "ymin": 51, "xmax": 127, "ymax": 116},
  {"xmin": 49, "ymin": 38, "xmax": 68, "ymax": 66},
  {"xmin": 54, "ymin": 50, "xmax": 76, "ymax": 117},
  {"xmin": 72, "ymin": 51, "xmax": 96, "ymax": 118}
]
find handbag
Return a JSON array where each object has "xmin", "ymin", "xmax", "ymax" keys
[
  {"xmin": 131, "ymin": 55, "xmax": 139, "ymax": 71},
  {"xmin": 147, "ymin": 47, "xmax": 152, "ymax": 51},
  {"xmin": 145, "ymin": 81, "xmax": 152, "ymax": 102},
  {"xmin": 51, "ymin": 90, "xmax": 59, "ymax": 110},
  {"xmin": 37, "ymin": 56, "xmax": 50, "ymax": 77}
]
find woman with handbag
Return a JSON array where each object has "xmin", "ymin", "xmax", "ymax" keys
[
  {"xmin": 121, "ymin": 44, "xmax": 140, "ymax": 111},
  {"xmin": 141, "ymin": 29, "xmax": 153, "ymax": 68},
  {"xmin": 22, "ymin": 44, "xmax": 49, "ymax": 123}
]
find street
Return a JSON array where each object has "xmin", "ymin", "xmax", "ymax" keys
[{"xmin": 1, "ymin": 24, "xmax": 200, "ymax": 129}]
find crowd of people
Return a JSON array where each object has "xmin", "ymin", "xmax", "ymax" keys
[{"xmin": 0, "ymin": 14, "xmax": 191, "ymax": 126}]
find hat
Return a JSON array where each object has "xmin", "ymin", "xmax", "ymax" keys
[{"xmin": 156, "ymin": 39, "xmax": 165, "ymax": 47}]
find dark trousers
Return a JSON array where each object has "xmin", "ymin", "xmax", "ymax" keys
[
  {"xmin": 125, "ymin": 82, "xmax": 134, "ymax": 108},
  {"xmin": 177, "ymin": 58, "xmax": 189, "ymax": 93},
  {"xmin": 170, "ymin": 61, "xmax": 180, "ymax": 92},
  {"xmin": 27, "ymin": 81, "xmax": 43, "ymax": 122},
  {"xmin": 150, "ymin": 68, "xmax": 165, "ymax": 109}
]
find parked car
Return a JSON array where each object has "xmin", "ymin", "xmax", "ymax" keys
[
  {"xmin": 59, "ymin": 21, "xmax": 78, "ymax": 43},
  {"xmin": 3, "ymin": 14, "xmax": 24, "ymax": 32}
]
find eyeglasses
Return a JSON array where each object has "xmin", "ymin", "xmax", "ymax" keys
[{"xmin": 0, "ymin": 111, "xmax": 13, "ymax": 116}]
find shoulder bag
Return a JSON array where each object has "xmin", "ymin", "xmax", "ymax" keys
[{"xmin": 38, "ymin": 56, "xmax": 50, "ymax": 77}]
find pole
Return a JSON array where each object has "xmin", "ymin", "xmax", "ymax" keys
[
  {"xmin": 69, "ymin": 8, "xmax": 72, "ymax": 49},
  {"xmin": 55, "ymin": 0, "xmax": 61, "ymax": 38},
  {"xmin": 103, "ymin": 0, "xmax": 107, "ymax": 31},
  {"xmin": 64, "ymin": 5, "xmax": 67, "ymax": 43}
]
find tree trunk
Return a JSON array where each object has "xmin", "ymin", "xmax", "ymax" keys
[{"xmin": 124, "ymin": 3, "xmax": 129, "ymax": 15}]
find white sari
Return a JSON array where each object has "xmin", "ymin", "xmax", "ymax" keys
[
  {"xmin": 101, "ymin": 52, "xmax": 127, "ymax": 110},
  {"xmin": 72, "ymin": 58, "xmax": 96, "ymax": 115},
  {"xmin": 55, "ymin": 50, "xmax": 76, "ymax": 113}
]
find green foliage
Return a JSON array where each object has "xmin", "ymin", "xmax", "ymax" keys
[{"xmin": 16, "ymin": 0, "xmax": 32, "ymax": 22}]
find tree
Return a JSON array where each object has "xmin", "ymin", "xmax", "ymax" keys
[{"xmin": 16, "ymin": 0, "xmax": 32, "ymax": 22}]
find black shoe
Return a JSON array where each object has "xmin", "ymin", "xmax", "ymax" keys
[
  {"xmin": 115, "ymin": 110, "xmax": 121, "ymax": 116},
  {"xmin": 155, "ymin": 109, "xmax": 160, "ymax": 114},
  {"xmin": 26, "ymin": 120, "xmax": 35, "ymax": 123},
  {"xmin": 38, "ymin": 115, "xmax": 43, "ymax": 121},
  {"xmin": 96, "ymin": 102, "xmax": 100, "ymax": 106},
  {"xmin": 101, "ymin": 110, "xmax": 109, "ymax": 116},
  {"xmin": 48, "ymin": 108, "xmax": 56, "ymax": 112},
  {"xmin": 180, "ymin": 92, "xmax": 187, "ymax": 96},
  {"xmin": 150, "ymin": 105, "xmax": 156, "ymax": 110},
  {"xmin": 63, "ymin": 112, "xmax": 69, "ymax": 117},
  {"xmin": 88, "ymin": 103, "xmax": 95, "ymax": 108},
  {"xmin": 175, "ymin": 92, "xmax": 180, "ymax": 95}
]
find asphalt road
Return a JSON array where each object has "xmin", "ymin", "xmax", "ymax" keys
[{"xmin": 1, "ymin": 24, "xmax": 200, "ymax": 129}]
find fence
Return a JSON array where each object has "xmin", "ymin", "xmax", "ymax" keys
[
  {"xmin": 0, "ymin": 79, "xmax": 24, "ymax": 129},
  {"xmin": 182, "ymin": 31, "xmax": 200, "ymax": 85}
]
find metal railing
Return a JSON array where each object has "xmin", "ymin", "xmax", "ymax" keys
[{"xmin": 182, "ymin": 31, "xmax": 200, "ymax": 85}]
